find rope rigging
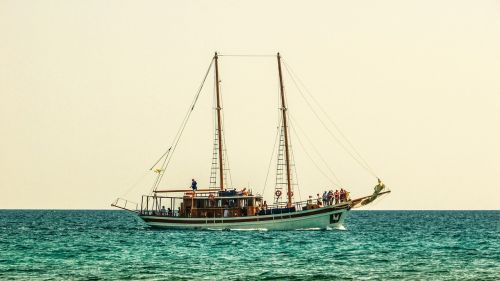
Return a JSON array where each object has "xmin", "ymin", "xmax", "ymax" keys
[
  {"xmin": 282, "ymin": 60, "xmax": 378, "ymax": 179},
  {"xmin": 119, "ymin": 171, "xmax": 150, "ymax": 199},
  {"xmin": 144, "ymin": 54, "xmax": 378, "ymax": 197},
  {"xmin": 288, "ymin": 113, "xmax": 343, "ymax": 187},
  {"xmin": 111, "ymin": 53, "xmax": 389, "ymax": 216},
  {"xmin": 288, "ymin": 118, "xmax": 338, "ymax": 187},
  {"xmin": 287, "ymin": 121, "xmax": 302, "ymax": 203},
  {"xmin": 261, "ymin": 114, "xmax": 282, "ymax": 198},
  {"xmin": 149, "ymin": 147, "xmax": 171, "ymax": 171},
  {"xmin": 149, "ymin": 58, "xmax": 215, "ymax": 193},
  {"xmin": 219, "ymin": 78, "xmax": 233, "ymax": 187}
]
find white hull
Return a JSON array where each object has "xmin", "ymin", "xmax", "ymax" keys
[{"xmin": 139, "ymin": 205, "xmax": 349, "ymax": 231}]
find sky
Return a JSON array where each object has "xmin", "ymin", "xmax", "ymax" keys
[{"xmin": 0, "ymin": 0, "xmax": 498, "ymax": 210}]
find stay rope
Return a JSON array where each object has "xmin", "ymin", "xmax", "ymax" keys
[
  {"xmin": 288, "ymin": 114, "xmax": 343, "ymax": 187},
  {"xmin": 282, "ymin": 60, "xmax": 378, "ymax": 179},
  {"xmin": 149, "ymin": 58, "xmax": 215, "ymax": 194},
  {"xmin": 218, "ymin": 79, "xmax": 234, "ymax": 188},
  {"xmin": 261, "ymin": 114, "xmax": 282, "ymax": 198}
]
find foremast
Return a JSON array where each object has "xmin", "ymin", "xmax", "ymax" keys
[
  {"xmin": 214, "ymin": 52, "xmax": 225, "ymax": 191},
  {"xmin": 277, "ymin": 53, "xmax": 293, "ymax": 208}
]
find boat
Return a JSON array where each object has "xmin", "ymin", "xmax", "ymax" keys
[{"xmin": 112, "ymin": 52, "xmax": 390, "ymax": 230}]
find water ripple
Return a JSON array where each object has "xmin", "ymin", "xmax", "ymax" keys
[{"xmin": 0, "ymin": 210, "xmax": 498, "ymax": 280}]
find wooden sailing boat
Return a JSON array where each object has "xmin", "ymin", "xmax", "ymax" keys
[{"xmin": 112, "ymin": 52, "xmax": 390, "ymax": 230}]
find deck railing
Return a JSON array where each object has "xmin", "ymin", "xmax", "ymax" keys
[
  {"xmin": 111, "ymin": 198, "xmax": 139, "ymax": 212},
  {"xmin": 140, "ymin": 195, "xmax": 183, "ymax": 217},
  {"xmin": 263, "ymin": 198, "xmax": 350, "ymax": 212},
  {"xmin": 137, "ymin": 194, "xmax": 350, "ymax": 217}
]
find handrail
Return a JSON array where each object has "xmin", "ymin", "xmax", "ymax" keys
[
  {"xmin": 263, "ymin": 198, "xmax": 351, "ymax": 211},
  {"xmin": 145, "ymin": 193, "xmax": 260, "ymax": 199},
  {"xmin": 143, "ymin": 195, "xmax": 184, "ymax": 199},
  {"xmin": 111, "ymin": 198, "xmax": 139, "ymax": 212},
  {"xmin": 139, "ymin": 195, "xmax": 349, "ymax": 210},
  {"xmin": 154, "ymin": 188, "xmax": 216, "ymax": 193}
]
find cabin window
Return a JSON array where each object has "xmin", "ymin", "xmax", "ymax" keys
[{"xmin": 196, "ymin": 200, "xmax": 204, "ymax": 208}]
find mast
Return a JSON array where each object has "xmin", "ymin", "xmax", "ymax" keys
[
  {"xmin": 214, "ymin": 52, "xmax": 224, "ymax": 191},
  {"xmin": 277, "ymin": 53, "xmax": 293, "ymax": 208}
]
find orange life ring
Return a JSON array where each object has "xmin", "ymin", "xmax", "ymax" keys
[
  {"xmin": 275, "ymin": 190, "xmax": 282, "ymax": 197},
  {"xmin": 288, "ymin": 191, "xmax": 294, "ymax": 197}
]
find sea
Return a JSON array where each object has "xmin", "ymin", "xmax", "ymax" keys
[{"xmin": 0, "ymin": 210, "xmax": 498, "ymax": 280}]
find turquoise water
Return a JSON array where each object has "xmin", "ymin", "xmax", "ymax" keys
[{"xmin": 0, "ymin": 210, "xmax": 498, "ymax": 280}]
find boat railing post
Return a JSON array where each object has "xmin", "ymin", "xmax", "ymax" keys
[{"xmin": 148, "ymin": 196, "xmax": 151, "ymax": 215}]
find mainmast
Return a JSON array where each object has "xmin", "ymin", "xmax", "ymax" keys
[
  {"xmin": 277, "ymin": 53, "xmax": 293, "ymax": 208},
  {"xmin": 214, "ymin": 52, "xmax": 224, "ymax": 191}
]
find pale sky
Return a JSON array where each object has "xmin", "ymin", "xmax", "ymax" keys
[{"xmin": 1, "ymin": 0, "xmax": 499, "ymax": 210}]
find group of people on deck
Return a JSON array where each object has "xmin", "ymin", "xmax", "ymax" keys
[
  {"xmin": 160, "ymin": 206, "xmax": 174, "ymax": 216},
  {"xmin": 320, "ymin": 189, "xmax": 349, "ymax": 206}
]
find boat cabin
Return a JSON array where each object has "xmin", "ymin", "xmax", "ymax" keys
[{"xmin": 140, "ymin": 189, "xmax": 263, "ymax": 218}]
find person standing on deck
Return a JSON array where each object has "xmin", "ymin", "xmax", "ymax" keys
[
  {"xmin": 191, "ymin": 179, "xmax": 197, "ymax": 191},
  {"xmin": 334, "ymin": 189, "xmax": 340, "ymax": 204},
  {"xmin": 322, "ymin": 191, "xmax": 328, "ymax": 206}
]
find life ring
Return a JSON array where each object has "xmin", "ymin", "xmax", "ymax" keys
[
  {"xmin": 208, "ymin": 193, "xmax": 215, "ymax": 201},
  {"xmin": 288, "ymin": 191, "xmax": 294, "ymax": 197},
  {"xmin": 275, "ymin": 190, "xmax": 282, "ymax": 197}
]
